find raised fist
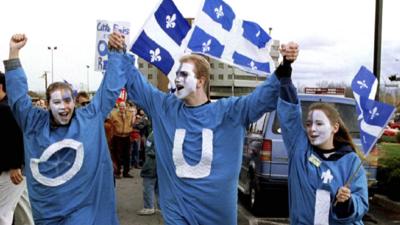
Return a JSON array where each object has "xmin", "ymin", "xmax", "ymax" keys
[
  {"xmin": 10, "ymin": 33, "xmax": 27, "ymax": 51},
  {"xmin": 280, "ymin": 42, "xmax": 299, "ymax": 62}
]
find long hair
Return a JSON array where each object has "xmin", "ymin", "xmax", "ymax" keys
[{"xmin": 308, "ymin": 102, "xmax": 358, "ymax": 153}]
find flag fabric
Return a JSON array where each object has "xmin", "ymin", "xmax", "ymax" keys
[
  {"xmin": 185, "ymin": 0, "xmax": 274, "ymax": 75},
  {"xmin": 129, "ymin": 0, "xmax": 190, "ymax": 89},
  {"xmin": 351, "ymin": 66, "xmax": 396, "ymax": 155}
]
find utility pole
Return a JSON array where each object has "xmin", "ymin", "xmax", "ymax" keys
[
  {"xmin": 47, "ymin": 46, "xmax": 57, "ymax": 83},
  {"xmin": 86, "ymin": 65, "xmax": 90, "ymax": 92},
  {"xmin": 373, "ymin": 0, "xmax": 383, "ymax": 101}
]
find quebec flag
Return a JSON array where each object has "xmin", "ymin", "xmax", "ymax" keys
[
  {"xmin": 129, "ymin": 0, "xmax": 190, "ymax": 88},
  {"xmin": 351, "ymin": 66, "xmax": 396, "ymax": 155},
  {"xmin": 185, "ymin": 0, "xmax": 275, "ymax": 75}
]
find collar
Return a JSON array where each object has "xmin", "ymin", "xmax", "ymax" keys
[
  {"xmin": 185, "ymin": 100, "xmax": 211, "ymax": 108},
  {"xmin": 313, "ymin": 144, "xmax": 353, "ymax": 161}
]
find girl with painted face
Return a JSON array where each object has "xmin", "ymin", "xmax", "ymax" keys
[
  {"xmin": 46, "ymin": 82, "xmax": 76, "ymax": 125},
  {"xmin": 276, "ymin": 57, "xmax": 368, "ymax": 224},
  {"xmin": 4, "ymin": 33, "xmax": 128, "ymax": 225}
]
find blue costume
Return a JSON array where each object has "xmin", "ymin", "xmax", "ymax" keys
[
  {"xmin": 4, "ymin": 52, "xmax": 129, "ymax": 225},
  {"xmin": 277, "ymin": 78, "xmax": 369, "ymax": 224},
  {"xmin": 119, "ymin": 53, "xmax": 280, "ymax": 225}
]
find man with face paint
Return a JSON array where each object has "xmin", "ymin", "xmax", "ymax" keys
[
  {"xmin": 3, "ymin": 33, "xmax": 130, "ymax": 225},
  {"xmin": 276, "ymin": 55, "xmax": 368, "ymax": 223},
  {"xmin": 109, "ymin": 32, "xmax": 298, "ymax": 225}
]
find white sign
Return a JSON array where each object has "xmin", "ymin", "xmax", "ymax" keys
[{"xmin": 95, "ymin": 20, "xmax": 131, "ymax": 72}]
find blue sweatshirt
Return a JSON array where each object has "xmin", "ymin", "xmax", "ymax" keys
[
  {"xmin": 120, "ymin": 53, "xmax": 280, "ymax": 225},
  {"xmin": 4, "ymin": 52, "xmax": 129, "ymax": 225},
  {"xmin": 277, "ymin": 79, "xmax": 369, "ymax": 224}
]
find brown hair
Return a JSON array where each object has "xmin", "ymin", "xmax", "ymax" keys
[
  {"xmin": 76, "ymin": 91, "xmax": 90, "ymax": 101},
  {"xmin": 179, "ymin": 54, "xmax": 210, "ymax": 91},
  {"xmin": 308, "ymin": 102, "xmax": 358, "ymax": 153},
  {"xmin": 46, "ymin": 82, "xmax": 73, "ymax": 101}
]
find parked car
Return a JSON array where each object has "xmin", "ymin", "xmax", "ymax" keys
[{"xmin": 238, "ymin": 94, "xmax": 378, "ymax": 214}]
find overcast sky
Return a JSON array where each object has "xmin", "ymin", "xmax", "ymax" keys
[{"xmin": 0, "ymin": 0, "xmax": 399, "ymax": 92}]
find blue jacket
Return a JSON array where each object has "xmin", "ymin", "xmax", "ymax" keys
[
  {"xmin": 277, "ymin": 79, "xmax": 369, "ymax": 224},
  {"xmin": 4, "ymin": 52, "xmax": 129, "ymax": 225}
]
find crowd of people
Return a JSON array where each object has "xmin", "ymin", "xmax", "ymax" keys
[{"xmin": 0, "ymin": 31, "xmax": 370, "ymax": 225}]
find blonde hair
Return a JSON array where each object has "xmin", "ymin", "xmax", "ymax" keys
[{"xmin": 179, "ymin": 54, "xmax": 210, "ymax": 91}]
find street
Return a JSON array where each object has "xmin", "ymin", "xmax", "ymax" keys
[{"xmin": 116, "ymin": 169, "xmax": 400, "ymax": 225}]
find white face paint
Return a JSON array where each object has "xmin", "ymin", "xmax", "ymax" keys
[
  {"xmin": 174, "ymin": 63, "xmax": 197, "ymax": 99},
  {"xmin": 305, "ymin": 110, "xmax": 334, "ymax": 148},
  {"xmin": 49, "ymin": 89, "xmax": 75, "ymax": 125}
]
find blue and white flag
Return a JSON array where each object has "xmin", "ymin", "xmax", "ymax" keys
[
  {"xmin": 129, "ymin": 0, "xmax": 190, "ymax": 88},
  {"xmin": 185, "ymin": 0, "xmax": 274, "ymax": 75},
  {"xmin": 351, "ymin": 66, "xmax": 396, "ymax": 155}
]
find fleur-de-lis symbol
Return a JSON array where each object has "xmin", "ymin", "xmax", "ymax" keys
[
  {"xmin": 214, "ymin": 5, "xmax": 224, "ymax": 19},
  {"xmin": 250, "ymin": 61, "xmax": 257, "ymax": 70},
  {"xmin": 321, "ymin": 169, "xmax": 334, "ymax": 184},
  {"xmin": 357, "ymin": 80, "xmax": 368, "ymax": 89},
  {"xmin": 369, "ymin": 107, "xmax": 380, "ymax": 120},
  {"xmin": 149, "ymin": 48, "xmax": 162, "ymax": 62},
  {"xmin": 202, "ymin": 39, "xmax": 211, "ymax": 53},
  {"xmin": 166, "ymin": 14, "xmax": 176, "ymax": 29}
]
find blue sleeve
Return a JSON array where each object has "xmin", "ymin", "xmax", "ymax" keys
[
  {"xmin": 331, "ymin": 159, "xmax": 369, "ymax": 222},
  {"xmin": 280, "ymin": 77, "xmax": 298, "ymax": 104},
  {"xmin": 123, "ymin": 56, "xmax": 167, "ymax": 118},
  {"xmin": 276, "ymin": 97, "xmax": 308, "ymax": 159},
  {"xmin": 4, "ymin": 60, "xmax": 48, "ymax": 132},
  {"xmin": 226, "ymin": 73, "xmax": 280, "ymax": 126},
  {"xmin": 83, "ymin": 52, "xmax": 130, "ymax": 119}
]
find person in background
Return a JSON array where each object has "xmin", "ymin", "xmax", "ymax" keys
[
  {"xmin": 276, "ymin": 51, "xmax": 368, "ymax": 224},
  {"xmin": 4, "ymin": 33, "xmax": 128, "ymax": 224},
  {"xmin": 0, "ymin": 71, "xmax": 34, "ymax": 225},
  {"xmin": 137, "ymin": 131, "xmax": 158, "ymax": 216},
  {"xmin": 75, "ymin": 91, "xmax": 91, "ymax": 107},
  {"xmin": 110, "ymin": 100, "xmax": 135, "ymax": 178}
]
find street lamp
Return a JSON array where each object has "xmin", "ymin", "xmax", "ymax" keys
[
  {"xmin": 47, "ymin": 46, "xmax": 57, "ymax": 83},
  {"xmin": 86, "ymin": 65, "xmax": 90, "ymax": 92}
]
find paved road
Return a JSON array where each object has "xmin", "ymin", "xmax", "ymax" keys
[{"xmin": 116, "ymin": 169, "xmax": 400, "ymax": 225}]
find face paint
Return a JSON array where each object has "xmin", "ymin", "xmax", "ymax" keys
[
  {"xmin": 305, "ymin": 110, "xmax": 334, "ymax": 148},
  {"xmin": 49, "ymin": 89, "xmax": 75, "ymax": 125},
  {"xmin": 174, "ymin": 63, "xmax": 197, "ymax": 99}
]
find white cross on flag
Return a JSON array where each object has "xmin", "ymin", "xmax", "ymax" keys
[
  {"xmin": 351, "ymin": 66, "xmax": 396, "ymax": 155},
  {"xmin": 129, "ymin": 0, "xmax": 191, "ymax": 89},
  {"xmin": 185, "ymin": 0, "xmax": 275, "ymax": 75}
]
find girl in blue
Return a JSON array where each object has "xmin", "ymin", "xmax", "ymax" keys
[
  {"xmin": 277, "ymin": 63, "xmax": 369, "ymax": 224},
  {"xmin": 4, "ymin": 34, "xmax": 128, "ymax": 225}
]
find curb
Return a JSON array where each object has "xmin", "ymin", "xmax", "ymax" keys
[{"xmin": 371, "ymin": 194, "xmax": 400, "ymax": 213}]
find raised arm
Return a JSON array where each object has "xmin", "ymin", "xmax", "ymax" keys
[
  {"xmin": 108, "ymin": 32, "xmax": 167, "ymax": 118},
  {"xmin": 4, "ymin": 34, "xmax": 47, "ymax": 132},
  {"xmin": 275, "ymin": 43, "xmax": 309, "ymax": 159},
  {"xmin": 84, "ymin": 32, "xmax": 131, "ymax": 119},
  {"xmin": 229, "ymin": 42, "xmax": 299, "ymax": 126}
]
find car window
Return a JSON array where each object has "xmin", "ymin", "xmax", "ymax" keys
[{"xmin": 272, "ymin": 100, "xmax": 360, "ymax": 138}]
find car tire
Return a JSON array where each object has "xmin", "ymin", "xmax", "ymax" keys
[{"xmin": 248, "ymin": 181, "xmax": 262, "ymax": 216}]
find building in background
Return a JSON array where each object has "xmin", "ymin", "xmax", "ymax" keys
[{"xmin": 137, "ymin": 39, "xmax": 280, "ymax": 99}]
